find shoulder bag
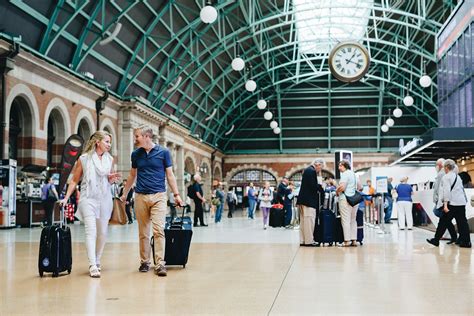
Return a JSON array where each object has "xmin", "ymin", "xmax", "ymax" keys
[{"xmin": 345, "ymin": 174, "xmax": 364, "ymax": 207}]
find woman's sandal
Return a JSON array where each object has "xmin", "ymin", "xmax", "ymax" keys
[{"xmin": 89, "ymin": 265, "xmax": 101, "ymax": 278}]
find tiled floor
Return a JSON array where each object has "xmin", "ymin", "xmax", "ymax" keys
[{"xmin": 1, "ymin": 210, "xmax": 473, "ymax": 315}]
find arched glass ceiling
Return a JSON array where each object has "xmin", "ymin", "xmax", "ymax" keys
[
  {"xmin": 0, "ymin": 0, "xmax": 460, "ymax": 154},
  {"xmin": 294, "ymin": 0, "xmax": 373, "ymax": 54}
]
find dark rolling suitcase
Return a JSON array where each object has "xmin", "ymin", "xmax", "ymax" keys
[
  {"xmin": 38, "ymin": 205, "xmax": 72, "ymax": 277},
  {"xmin": 269, "ymin": 204, "xmax": 285, "ymax": 227},
  {"xmin": 356, "ymin": 209, "xmax": 364, "ymax": 245},
  {"xmin": 317, "ymin": 209, "xmax": 336, "ymax": 246},
  {"xmin": 152, "ymin": 207, "xmax": 193, "ymax": 268}
]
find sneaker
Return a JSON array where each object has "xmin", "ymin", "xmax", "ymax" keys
[
  {"xmin": 89, "ymin": 265, "xmax": 101, "ymax": 278},
  {"xmin": 138, "ymin": 262, "xmax": 150, "ymax": 272},
  {"xmin": 154, "ymin": 264, "xmax": 167, "ymax": 277},
  {"xmin": 96, "ymin": 264, "xmax": 101, "ymax": 272}
]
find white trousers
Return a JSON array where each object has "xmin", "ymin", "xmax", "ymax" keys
[
  {"xmin": 397, "ymin": 201, "xmax": 413, "ymax": 229},
  {"xmin": 298, "ymin": 205, "xmax": 316, "ymax": 244},
  {"xmin": 339, "ymin": 196, "xmax": 358, "ymax": 241},
  {"xmin": 79, "ymin": 198, "xmax": 111, "ymax": 267}
]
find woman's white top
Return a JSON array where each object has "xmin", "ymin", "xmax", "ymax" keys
[{"xmin": 259, "ymin": 188, "xmax": 273, "ymax": 208}]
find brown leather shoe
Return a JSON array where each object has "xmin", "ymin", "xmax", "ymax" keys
[{"xmin": 155, "ymin": 264, "xmax": 167, "ymax": 277}]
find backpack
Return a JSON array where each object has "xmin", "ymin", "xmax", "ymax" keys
[
  {"xmin": 187, "ymin": 184, "xmax": 196, "ymax": 200},
  {"xmin": 226, "ymin": 192, "xmax": 234, "ymax": 203}
]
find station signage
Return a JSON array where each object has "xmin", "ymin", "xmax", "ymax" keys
[{"xmin": 399, "ymin": 137, "xmax": 422, "ymax": 156}]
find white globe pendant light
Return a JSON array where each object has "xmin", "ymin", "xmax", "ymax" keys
[
  {"xmin": 231, "ymin": 57, "xmax": 245, "ymax": 71},
  {"xmin": 381, "ymin": 124, "xmax": 389, "ymax": 133},
  {"xmin": 403, "ymin": 95, "xmax": 414, "ymax": 106},
  {"xmin": 386, "ymin": 117, "xmax": 395, "ymax": 127},
  {"xmin": 270, "ymin": 120, "xmax": 278, "ymax": 129},
  {"xmin": 264, "ymin": 111, "xmax": 273, "ymax": 120},
  {"xmin": 257, "ymin": 99, "xmax": 267, "ymax": 110},
  {"xmin": 393, "ymin": 107, "xmax": 403, "ymax": 118},
  {"xmin": 245, "ymin": 79, "xmax": 257, "ymax": 92},
  {"xmin": 273, "ymin": 127, "xmax": 281, "ymax": 134},
  {"xmin": 200, "ymin": 5, "xmax": 218, "ymax": 24},
  {"xmin": 419, "ymin": 75, "xmax": 432, "ymax": 88}
]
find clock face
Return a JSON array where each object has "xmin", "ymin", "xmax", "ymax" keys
[{"xmin": 329, "ymin": 42, "xmax": 370, "ymax": 83}]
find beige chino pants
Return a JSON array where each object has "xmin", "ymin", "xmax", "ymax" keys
[
  {"xmin": 135, "ymin": 192, "xmax": 167, "ymax": 267},
  {"xmin": 299, "ymin": 205, "xmax": 316, "ymax": 244}
]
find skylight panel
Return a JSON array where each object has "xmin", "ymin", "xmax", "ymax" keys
[{"xmin": 294, "ymin": 0, "xmax": 373, "ymax": 54}]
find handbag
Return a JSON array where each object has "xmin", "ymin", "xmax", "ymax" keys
[
  {"xmin": 109, "ymin": 197, "xmax": 127, "ymax": 225},
  {"xmin": 346, "ymin": 191, "xmax": 363, "ymax": 207},
  {"xmin": 345, "ymin": 173, "xmax": 363, "ymax": 207},
  {"xmin": 433, "ymin": 207, "xmax": 443, "ymax": 218}
]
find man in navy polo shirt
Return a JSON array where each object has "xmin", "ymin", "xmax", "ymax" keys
[{"xmin": 120, "ymin": 125, "xmax": 183, "ymax": 277}]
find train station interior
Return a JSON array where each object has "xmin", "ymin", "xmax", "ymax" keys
[{"xmin": 0, "ymin": 0, "xmax": 473, "ymax": 314}]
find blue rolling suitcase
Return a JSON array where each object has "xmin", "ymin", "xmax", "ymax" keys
[{"xmin": 152, "ymin": 207, "xmax": 193, "ymax": 268}]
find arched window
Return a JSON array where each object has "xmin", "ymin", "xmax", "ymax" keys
[{"xmin": 230, "ymin": 169, "xmax": 277, "ymax": 185}]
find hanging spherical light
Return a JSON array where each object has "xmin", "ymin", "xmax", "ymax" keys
[
  {"xmin": 231, "ymin": 57, "xmax": 245, "ymax": 71},
  {"xmin": 273, "ymin": 127, "xmax": 281, "ymax": 134},
  {"xmin": 381, "ymin": 124, "xmax": 389, "ymax": 133},
  {"xmin": 403, "ymin": 95, "xmax": 414, "ymax": 106},
  {"xmin": 245, "ymin": 79, "xmax": 257, "ymax": 92},
  {"xmin": 386, "ymin": 117, "xmax": 395, "ymax": 127},
  {"xmin": 270, "ymin": 120, "xmax": 278, "ymax": 129},
  {"xmin": 257, "ymin": 99, "xmax": 267, "ymax": 110},
  {"xmin": 200, "ymin": 5, "xmax": 218, "ymax": 24},
  {"xmin": 393, "ymin": 107, "xmax": 403, "ymax": 118},
  {"xmin": 419, "ymin": 75, "xmax": 432, "ymax": 88},
  {"xmin": 263, "ymin": 111, "xmax": 273, "ymax": 120}
]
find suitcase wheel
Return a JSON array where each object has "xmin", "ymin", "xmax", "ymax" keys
[
  {"xmin": 183, "ymin": 264, "xmax": 186, "ymax": 268},
  {"xmin": 52, "ymin": 272, "xmax": 59, "ymax": 278},
  {"xmin": 358, "ymin": 241, "xmax": 363, "ymax": 246},
  {"xmin": 67, "ymin": 269, "xmax": 71, "ymax": 274},
  {"xmin": 39, "ymin": 270, "xmax": 43, "ymax": 277}
]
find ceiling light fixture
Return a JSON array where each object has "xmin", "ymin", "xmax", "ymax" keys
[
  {"xmin": 270, "ymin": 120, "xmax": 278, "ymax": 129},
  {"xmin": 200, "ymin": 2, "xmax": 218, "ymax": 24},
  {"xmin": 419, "ymin": 58, "xmax": 432, "ymax": 88},
  {"xmin": 403, "ymin": 84, "xmax": 414, "ymax": 106}
]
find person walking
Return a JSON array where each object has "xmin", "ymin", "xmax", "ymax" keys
[
  {"xmin": 427, "ymin": 159, "xmax": 471, "ymax": 248},
  {"xmin": 120, "ymin": 125, "xmax": 183, "ymax": 277},
  {"xmin": 119, "ymin": 179, "xmax": 135, "ymax": 224},
  {"xmin": 247, "ymin": 183, "xmax": 257, "ymax": 219},
  {"xmin": 60, "ymin": 131, "xmax": 120, "ymax": 278},
  {"xmin": 41, "ymin": 176, "xmax": 59, "ymax": 226},
  {"xmin": 336, "ymin": 160, "xmax": 360, "ymax": 247},
  {"xmin": 432, "ymin": 158, "xmax": 457, "ymax": 243},
  {"xmin": 383, "ymin": 177, "xmax": 393, "ymax": 224},
  {"xmin": 258, "ymin": 181, "xmax": 273, "ymax": 229},
  {"xmin": 213, "ymin": 183, "xmax": 225, "ymax": 223},
  {"xmin": 226, "ymin": 188, "xmax": 237, "ymax": 218},
  {"xmin": 296, "ymin": 158, "xmax": 325, "ymax": 246},
  {"xmin": 396, "ymin": 176, "xmax": 413, "ymax": 230}
]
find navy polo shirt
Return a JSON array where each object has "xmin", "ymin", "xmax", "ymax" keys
[{"xmin": 131, "ymin": 145, "xmax": 172, "ymax": 194}]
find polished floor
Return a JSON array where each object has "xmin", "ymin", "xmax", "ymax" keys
[{"xmin": 1, "ymin": 210, "xmax": 473, "ymax": 315}]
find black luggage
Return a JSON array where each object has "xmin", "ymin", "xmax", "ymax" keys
[
  {"xmin": 269, "ymin": 205, "xmax": 285, "ymax": 227},
  {"xmin": 356, "ymin": 209, "xmax": 364, "ymax": 245},
  {"xmin": 316, "ymin": 209, "xmax": 335, "ymax": 245},
  {"xmin": 152, "ymin": 208, "xmax": 193, "ymax": 268},
  {"xmin": 38, "ymin": 205, "xmax": 72, "ymax": 277}
]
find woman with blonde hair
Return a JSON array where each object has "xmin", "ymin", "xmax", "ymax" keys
[{"xmin": 60, "ymin": 131, "xmax": 121, "ymax": 278}]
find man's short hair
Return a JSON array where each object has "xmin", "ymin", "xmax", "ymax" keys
[
  {"xmin": 312, "ymin": 158, "xmax": 325, "ymax": 166},
  {"xmin": 134, "ymin": 124, "xmax": 154, "ymax": 138}
]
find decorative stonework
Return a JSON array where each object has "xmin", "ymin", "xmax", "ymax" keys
[
  {"xmin": 5, "ymin": 83, "xmax": 40, "ymax": 137},
  {"xmin": 224, "ymin": 163, "xmax": 279, "ymax": 185}
]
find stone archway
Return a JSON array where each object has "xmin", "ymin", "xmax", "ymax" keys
[
  {"xmin": 46, "ymin": 108, "xmax": 67, "ymax": 168},
  {"xmin": 77, "ymin": 118, "xmax": 92, "ymax": 143},
  {"xmin": 100, "ymin": 118, "xmax": 117, "ymax": 156},
  {"xmin": 184, "ymin": 156, "xmax": 195, "ymax": 184},
  {"xmin": 8, "ymin": 96, "xmax": 35, "ymax": 165},
  {"xmin": 213, "ymin": 164, "xmax": 222, "ymax": 182}
]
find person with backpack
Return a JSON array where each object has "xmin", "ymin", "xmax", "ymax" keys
[
  {"xmin": 41, "ymin": 176, "xmax": 59, "ymax": 226},
  {"xmin": 119, "ymin": 125, "xmax": 183, "ymax": 277}
]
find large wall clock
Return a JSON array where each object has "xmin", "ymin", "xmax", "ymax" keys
[{"xmin": 329, "ymin": 41, "xmax": 370, "ymax": 83}]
